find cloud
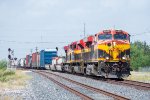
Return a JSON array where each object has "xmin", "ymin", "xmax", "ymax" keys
[{"xmin": 0, "ymin": 0, "xmax": 150, "ymax": 59}]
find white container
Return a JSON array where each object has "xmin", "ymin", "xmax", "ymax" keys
[
  {"xmin": 19, "ymin": 58, "xmax": 25, "ymax": 67},
  {"xmin": 51, "ymin": 57, "xmax": 65, "ymax": 71},
  {"xmin": 56, "ymin": 57, "xmax": 65, "ymax": 71},
  {"xmin": 50, "ymin": 57, "xmax": 57, "ymax": 70}
]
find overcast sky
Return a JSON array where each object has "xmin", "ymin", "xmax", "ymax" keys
[{"xmin": 0, "ymin": 0, "xmax": 150, "ymax": 60}]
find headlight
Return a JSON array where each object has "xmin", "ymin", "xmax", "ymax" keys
[
  {"xmin": 105, "ymin": 57, "xmax": 109, "ymax": 60},
  {"xmin": 113, "ymin": 42, "xmax": 116, "ymax": 46},
  {"xmin": 122, "ymin": 56, "xmax": 126, "ymax": 60}
]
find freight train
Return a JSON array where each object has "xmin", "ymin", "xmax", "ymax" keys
[
  {"xmin": 63, "ymin": 29, "xmax": 131, "ymax": 78},
  {"xmin": 19, "ymin": 29, "xmax": 131, "ymax": 79}
]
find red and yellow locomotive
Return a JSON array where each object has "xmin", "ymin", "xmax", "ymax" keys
[{"xmin": 64, "ymin": 29, "xmax": 131, "ymax": 78}]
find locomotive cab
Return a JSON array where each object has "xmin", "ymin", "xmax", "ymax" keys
[{"xmin": 97, "ymin": 30, "xmax": 131, "ymax": 78}]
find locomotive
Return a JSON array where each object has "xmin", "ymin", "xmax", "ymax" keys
[{"xmin": 63, "ymin": 29, "xmax": 131, "ymax": 78}]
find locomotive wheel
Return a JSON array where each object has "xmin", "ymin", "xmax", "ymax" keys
[
  {"xmin": 71, "ymin": 67, "xmax": 75, "ymax": 74},
  {"xmin": 116, "ymin": 71, "xmax": 122, "ymax": 79},
  {"xmin": 99, "ymin": 62, "xmax": 108, "ymax": 73},
  {"xmin": 62, "ymin": 66, "xmax": 65, "ymax": 72},
  {"xmin": 49, "ymin": 65, "xmax": 51, "ymax": 70},
  {"xmin": 83, "ymin": 68, "xmax": 87, "ymax": 76}
]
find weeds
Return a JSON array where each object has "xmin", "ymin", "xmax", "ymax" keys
[
  {"xmin": 0, "ymin": 60, "xmax": 15, "ymax": 82},
  {"xmin": 0, "ymin": 60, "xmax": 31, "ymax": 89},
  {"xmin": 0, "ymin": 60, "xmax": 7, "ymax": 70},
  {"xmin": 0, "ymin": 71, "xmax": 15, "ymax": 82}
]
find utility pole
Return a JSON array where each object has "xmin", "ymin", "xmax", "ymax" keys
[
  {"xmin": 30, "ymin": 49, "xmax": 32, "ymax": 55},
  {"xmin": 30, "ymin": 49, "xmax": 33, "ymax": 68},
  {"xmin": 41, "ymin": 33, "xmax": 43, "ymax": 49},
  {"xmin": 35, "ymin": 46, "xmax": 38, "ymax": 53},
  {"xmin": 113, "ymin": 25, "xmax": 116, "ymax": 29},
  {"xmin": 84, "ymin": 23, "xmax": 86, "ymax": 38}
]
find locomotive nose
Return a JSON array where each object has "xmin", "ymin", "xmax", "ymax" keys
[
  {"xmin": 107, "ymin": 41, "xmax": 116, "ymax": 47},
  {"xmin": 107, "ymin": 41, "xmax": 130, "ymax": 61},
  {"xmin": 107, "ymin": 43, "xmax": 111, "ymax": 47},
  {"xmin": 107, "ymin": 41, "xmax": 120, "ymax": 60},
  {"xmin": 113, "ymin": 42, "xmax": 119, "ymax": 59}
]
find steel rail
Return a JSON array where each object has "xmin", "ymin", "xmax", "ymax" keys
[
  {"xmin": 42, "ymin": 71, "xmax": 130, "ymax": 100},
  {"xmin": 119, "ymin": 79, "xmax": 150, "ymax": 90},
  {"xmin": 34, "ymin": 71, "xmax": 93, "ymax": 100}
]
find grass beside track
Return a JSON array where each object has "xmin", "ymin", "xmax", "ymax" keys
[
  {"xmin": 0, "ymin": 60, "xmax": 31, "ymax": 89},
  {"xmin": 125, "ymin": 71, "xmax": 150, "ymax": 83},
  {"xmin": 0, "ymin": 70, "xmax": 32, "ymax": 89}
]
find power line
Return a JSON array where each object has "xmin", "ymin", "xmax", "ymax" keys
[
  {"xmin": 84, "ymin": 23, "xmax": 86, "ymax": 38},
  {"xmin": 30, "ymin": 49, "xmax": 32, "ymax": 55},
  {"xmin": 0, "ymin": 40, "xmax": 70, "ymax": 44},
  {"xmin": 130, "ymin": 31, "xmax": 150, "ymax": 36},
  {"xmin": 0, "ymin": 31, "xmax": 150, "ymax": 44}
]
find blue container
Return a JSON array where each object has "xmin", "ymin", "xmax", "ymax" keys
[{"xmin": 40, "ymin": 49, "xmax": 57, "ymax": 69}]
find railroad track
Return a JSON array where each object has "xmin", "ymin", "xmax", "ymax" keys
[
  {"xmin": 88, "ymin": 75, "xmax": 150, "ymax": 91},
  {"xmin": 63, "ymin": 72, "xmax": 150, "ymax": 91},
  {"xmin": 21, "ymin": 68, "xmax": 150, "ymax": 91},
  {"xmin": 16, "ymin": 67, "xmax": 31, "ymax": 70},
  {"xmin": 116, "ymin": 79, "xmax": 150, "ymax": 90},
  {"xmin": 35, "ymin": 70, "xmax": 130, "ymax": 100},
  {"xmin": 34, "ymin": 71, "xmax": 93, "ymax": 100}
]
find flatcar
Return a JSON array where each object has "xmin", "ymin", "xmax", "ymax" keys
[{"xmin": 63, "ymin": 29, "xmax": 131, "ymax": 78}]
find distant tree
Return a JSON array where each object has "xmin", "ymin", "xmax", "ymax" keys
[{"xmin": 130, "ymin": 41, "xmax": 150, "ymax": 70}]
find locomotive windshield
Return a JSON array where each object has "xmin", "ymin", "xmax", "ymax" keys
[
  {"xmin": 98, "ymin": 33, "xmax": 112, "ymax": 40},
  {"xmin": 114, "ymin": 33, "xmax": 127, "ymax": 40}
]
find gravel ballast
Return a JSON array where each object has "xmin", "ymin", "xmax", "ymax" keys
[
  {"xmin": 0, "ymin": 71, "xmax": 81, "ymax": 100},
  {"xmin": 47, "ymin": 71, "xmax": 150, "ymax": 100},
  {"xmin": 47, "ymin": 72, "xmax": 114, "ymax": 100},
  {"xmin": 1, "ymin": 70, "xmax": 149, "ymax": 100}
]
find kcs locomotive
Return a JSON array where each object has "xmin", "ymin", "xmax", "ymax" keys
[{"xmin": 63, "ymin": 29, "xmax": 131, "ymax": 78}]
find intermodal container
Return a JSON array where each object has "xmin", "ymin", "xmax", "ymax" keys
[
  {"xmin": 40, "ymin": 49, "xmax": 57, "ymax": 69},
  {"xmin": 26, "ymin": 55, "xmax": 29, "ymax": 67},
  {"xmin": 32, "ymin": 52, "xmax": 40, "ymax": 68},
  {"xmin": 32, "ymin": 53, "xmax": 36, "ymax": 68},
  {"xmin": 26, "ymin": 55, "xmax": 32, "ymax": 68}
]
